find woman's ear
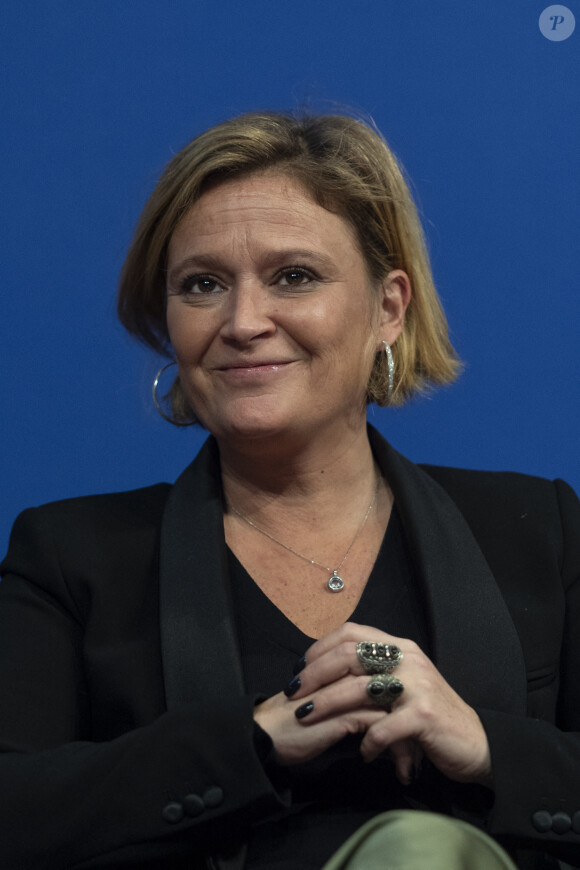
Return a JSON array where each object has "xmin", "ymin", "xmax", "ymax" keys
[{"xmin": 376, "ymin": 270, "xmax": 411, "ymax": 348}]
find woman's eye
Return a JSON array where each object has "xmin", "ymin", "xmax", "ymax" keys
[
  {"xmin": 181, "ymin": 275, "xmax": 223, "ymax": 295},
  {"xmin": 277, "ymin": 268, "xmax": 314, "ymax": 287}
]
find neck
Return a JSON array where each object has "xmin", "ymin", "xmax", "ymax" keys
[{"xmin": 218, "ymin": 417, "xmax": 377, "ymax": 519}]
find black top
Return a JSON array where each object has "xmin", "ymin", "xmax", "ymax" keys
[
  {"xmin": 0, "ymin": 427, "xmax": 578, "ymax": 868},
  {"xmin": 228, "ymin": 505, "xmax": 432, "ymax": 869}
]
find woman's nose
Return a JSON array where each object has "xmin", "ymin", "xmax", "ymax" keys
[{"xmin": 219, "ymin": 282, "xmax": 276, "ymax": 344}]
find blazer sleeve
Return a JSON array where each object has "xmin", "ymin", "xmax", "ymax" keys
[
  {"xmin": 0, "ymin": 502, "xmax": 289, "ymax": 870},
  {"xmin": 476, "ymin": 478, "xmax": 580, "ymax": 862}
]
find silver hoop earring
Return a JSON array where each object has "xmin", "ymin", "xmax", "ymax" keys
[
  {"xmin": 382, "ymin": 341, "xmax": 394, "ymax": 402},
  {"xmin": 152, "ymin": 362, "xmax": 196, "ymax": 427}
]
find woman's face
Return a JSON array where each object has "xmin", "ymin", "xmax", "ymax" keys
[{"xmin": 166, "ymin": 172, "xmax": 407, "ymax": 447}]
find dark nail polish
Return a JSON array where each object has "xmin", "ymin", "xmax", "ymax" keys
[
  {"xmin": 293, "ymin": 655, "xmax": 307, "ymax": 675},
  {"xmin": 284, "ymin": 676, "xmax": 301, "ymax": 697},
  {"xmin": 295, "ymin": 701, "xmax": 314, "ymax": 719}
]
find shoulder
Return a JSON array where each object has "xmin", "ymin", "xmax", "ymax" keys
[
  {"xmin": 1, "ymin": 483, "xmax": 172, "ymax": 588},
  {"xmin": 370, "ymin": 426, "xmax": 578, "ymax": 524},
  {"xmin": 418, "ymin": 464, "xmax": 580, "ymax": 584},
  {"xmin": 6, "ymin": 482, "xmax": 172, "ymax": 541},
  {"xmin": 419, "ymin": 463, "xmax": 578, "ymax": 521},
  {"xmin": 1, "ymin": 439, "xmax": 219, "ymax": 606},
  {"xmin": 420, "ymin": 463, "xmax": 561, "ymax": 502}
]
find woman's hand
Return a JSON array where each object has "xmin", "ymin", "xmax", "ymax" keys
[
  {"xmin": 254, "ymin": 685, "xmax": 387, "ymax": 767},
  {"xmin": 254, "ymin": 622, "xmax": 492, "ymax": 789}
]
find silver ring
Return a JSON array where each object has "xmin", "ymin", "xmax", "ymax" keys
[
  {"xmin": 356, "ymin": 641, "xmax": 403, "ymax": 674},
  {"xmin": 366, "ymin": 674, "xmax": 404, "ymax": 709}
]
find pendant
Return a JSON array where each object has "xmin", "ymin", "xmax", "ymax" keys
[{"xmin": 328, "ymin": 571, "xmax": 345, "ymax": 592}]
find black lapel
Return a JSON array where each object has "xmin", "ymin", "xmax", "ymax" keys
[
  {"xmin": 157, "ymin": 427, "xmax": 526, "ymax": 868},
  {"xmin": 160, "ymin": 426, "xmax": 527, "ymax": 717},
  {"xmin": 369, "ymin": 427, "xmax": 527, "ymax": 715},
  {"xmin": 159, "ymin": 437, "xmax": 244, "ymax": 711}
]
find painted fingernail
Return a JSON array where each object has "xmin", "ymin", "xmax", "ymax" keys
[
  {"xmin": 295, "ymin": 701, "xmax": 314, "ymax": 719},
  {"xmin": 284, "ymin": 676, "xmax": 301, "ymax": 697},
  {"xmin": 293, "ymin": 655, "xmax": 307, "ymax": 675}
]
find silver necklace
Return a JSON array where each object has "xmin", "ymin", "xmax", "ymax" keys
[{"xmin": 228, "ymin": 477, "xmax": 379, "ymax": 593}]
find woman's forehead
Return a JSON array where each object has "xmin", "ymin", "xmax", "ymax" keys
[{"xmin": 168, "ymin": 172, "xmax": 361, "ymax": 262}]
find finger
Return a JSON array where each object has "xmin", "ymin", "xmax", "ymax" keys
[
  {"xmin": 292, "ymin": 684, "xmax": 415, "ymax": 774},
  {"xmin": 293, "ymin": 670, "xmax": 409, "ymax": 725},
  {"xmin": 276, "ymin": 708, "xmax": 387, "ymax": 765},
  {"xmin": 289, "ymin": 632, "xmax": 409, "ymax": 699},
  {"xmin": 303, "ymin": 622, "xmax": 406, "ymax": 666},
  {"xmin": 387, "ymin": 739, "xmax": 417, "ymax": 785},
  {"xmin": 359, "ymin": 705, "xmax": 418, "ymax": 763},
  {"xmin": 285, "ymin": 643, "xmax": 360, "ymax": 699},
  {"xmin": 292, "ymin": 674, "xmax": 373, "ymax": 723}
]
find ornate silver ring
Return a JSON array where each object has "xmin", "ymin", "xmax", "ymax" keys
[
  {"xmin": 356, "ymin": 641, "xmax": 403, "ymax": 674},
  {"xmin": 366, "ymin": 674, "xmax": 404, "ymax": 710}
]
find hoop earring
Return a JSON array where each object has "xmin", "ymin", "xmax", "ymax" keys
[
  {"xmin": 152, "ymin": 362, "xmax": 196, "ymax": 427},
  {"xmin": 382, "ymin": 341, "xmax": 394, "ymax": 402}
]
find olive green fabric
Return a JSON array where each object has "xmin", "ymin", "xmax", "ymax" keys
[{"xmin": 321, "ymin": 810, "xmax": 517, "ymax": 870}]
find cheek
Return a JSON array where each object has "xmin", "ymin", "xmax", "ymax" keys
[
  {"xmin": 166, "ymin": 305, "xmax": 207, "ymax": 362},
  {"xmin": 165, "ymin": 301, "xmax": 185, "ymax": 348}
]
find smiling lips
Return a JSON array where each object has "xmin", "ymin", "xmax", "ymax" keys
[
  {"xmin": 215, "ymin": 360, "xmax": 293, "ymax": 378},
  {"xmin": 217, "ymin": 359, "xmax": 293, "ymax": 369}
]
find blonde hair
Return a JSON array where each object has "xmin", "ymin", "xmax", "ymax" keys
[{"xmin": 118, "ymin": 111, "xmax": 460, "ymax": 417}]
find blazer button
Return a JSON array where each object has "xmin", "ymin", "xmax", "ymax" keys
[
  {"xmin": 183, "ymin": 793, "xmax": 205, "ymax": 817},
  {"xmin": 531, "ymin": 811, "xmax": 552, "ymax": 833},
  {"xmin": 203, "ymin": 786, "xmax": 224, "ymax": 808},
  {"xmin": 572, "ymin": 811, "xmax": 580, "ymax": 834},
  {"xmin": 551, "ymin": 812, "xmax": 572, "ymax": 834},
  {"xmin": 162, "ymin": 801, "xmax": 184, "ymax": 824}
]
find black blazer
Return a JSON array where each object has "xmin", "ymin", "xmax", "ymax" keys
[{"xmin": 1, "ymin": 428, "xmax": 580, "ymax": 870}]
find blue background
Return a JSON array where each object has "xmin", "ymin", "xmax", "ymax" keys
[{"xmin": 2, "ymin": 1, "xmax": 579, "ymax": 554}]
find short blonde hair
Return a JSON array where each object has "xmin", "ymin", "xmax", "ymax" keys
[{"xmin": 118, "ymin": 111, "xmax": 460, "ymax": 417}]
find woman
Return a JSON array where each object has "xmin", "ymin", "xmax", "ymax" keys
[{"xmin": 1, "ymin": 112, "xmax": 579, "ymax": 870}]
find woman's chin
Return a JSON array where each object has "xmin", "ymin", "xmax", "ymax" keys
[
  {"xmin": 195, "ymin": 390, "xmax": 297, "ymax": 435},
  {"xmin": 203, "ymin": 405, "xmax": 296, "ymax": 446},
  {"xmin": 218, "ymin": 419, "xmax": 292, "ymax": 445}
]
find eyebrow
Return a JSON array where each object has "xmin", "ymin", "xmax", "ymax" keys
[{"xmin": 167, "ymin": 249, "xmax": 335, "ymax": 283}]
